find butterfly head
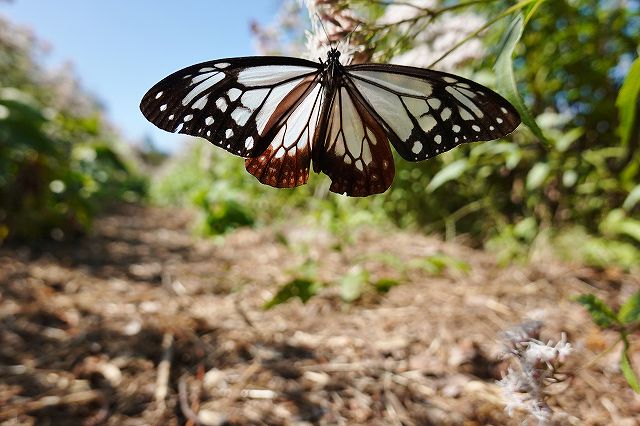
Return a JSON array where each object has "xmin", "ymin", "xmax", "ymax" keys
[{"xmin": 327, "ymin": 48, "xmax": 341, "ymax": 63}]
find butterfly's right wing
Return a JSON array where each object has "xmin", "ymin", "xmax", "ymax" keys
[{"xmin": 140, "ymin": 57, "xmax": 322, "ymax": 159}]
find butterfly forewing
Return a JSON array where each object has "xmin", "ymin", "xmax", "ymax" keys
[
  {"xmin": 345, "ymin": 64, "xmax": 520, "ymax": 162},
  {"xmin": 139, "ymin": 57, "xmax": 321, "ymax": 158}
]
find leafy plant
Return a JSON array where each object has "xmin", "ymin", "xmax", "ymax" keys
[
  {"xmin": 0, "ymin": 17, "xmax": 145, "ymax": 242},
  {"xmin": 576, "ymin": 293, "xmax": 640, "ymax": 392}
]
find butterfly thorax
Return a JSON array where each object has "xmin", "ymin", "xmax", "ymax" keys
[{"xmin": 324, "ymin": 48, "xmax": 344, "ymax": 81}]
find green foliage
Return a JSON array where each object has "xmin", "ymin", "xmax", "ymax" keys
[
  {"xmin": 339, "ymin": 267, "xmax": 369, "ymax": 302},
  {"xmin": 153, "ymin": 1, "xmax": 640, "ymax": 266},
  {"xmin": 615, "ymin": 57, "xmax": 640, "ymax": 151},
  {"xmin": 576, "ymin": 292, "xmax": 640, "ymax": 392},
  {"xmin": 495, "ymin": 13, "xmax": 547, "ymax": 144},
  {"xmin": 575, "ymin": 294, "xmax": 620, "ymax": 328},
  {"xmin": 0, "ymin": 17, "xmax": 145, "ymax": 242},
  {"xmin": 619, "ymin": 292, "xmax": 640, "ymax": 325},
  {"xmin": 263, "ymin": 277, "xmax": 322, "ymax": 309}
]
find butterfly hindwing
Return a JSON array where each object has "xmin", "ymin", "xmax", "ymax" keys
[
  {"xmin": 140, "ymin": 57, "xmax": 321, "ymax": 158},
  {"xmin": 314, "ymin": 85, "xmax": 395, "ymax": 196},
  {"xmin": 245, "ymin": 75, "xmax": 324, "ymax": 188},
  {"xmin": 346, "ymin": 64, "xmax": 521, "ymax": 162}
]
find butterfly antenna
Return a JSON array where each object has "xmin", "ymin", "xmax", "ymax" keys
[
  {"xmin": 315, "ymin": 13, "xmax": 333, "ymax": 47},
  {"xmin": 345, "ymin": 23, "xmax": 361, "ymax": 46}
]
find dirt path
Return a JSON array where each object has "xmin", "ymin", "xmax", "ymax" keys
[{"xmin": 0, "ymin": 204, "xmax": 638, "ymax": 425}]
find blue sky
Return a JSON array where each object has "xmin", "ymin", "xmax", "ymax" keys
[{"xmin": 1, "ymin": 1, "xmax": 281, "ymax": 151}]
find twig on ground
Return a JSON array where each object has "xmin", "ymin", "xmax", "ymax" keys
[
  {"xmin": 154, "ymin": 332, "xmax": 174, "ymax": 408},
  {"xmin": 0, "ymin": 390, "xmax": 102, "ymax": 419},
  {"xmin": 178, "ymin": 376, "xmax": 201, "ymax": 425}
]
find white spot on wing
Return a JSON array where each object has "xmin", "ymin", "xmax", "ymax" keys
[
  {"xmin": 216, "ymin": 97, "xmax": 228, "ymax": 112},
  {"xmin": 472, "ymin": 125, "xmax": 481, "ymax": 132},
  {"xmin": 225, "ymin": 129, "xmax": 234, "ymax": 138},
  {"xmin": 231, "ymin": 107, "xmax": 251, "ymax": 126},
  {"xmin": 434, "ymin": 134, "xmax": 442, "ymax": 144},
  {"xmin": 404, "ymin": 97, "xmax": 429, "ymax": 117},
  {"xmin": 497, "ymin": 117, "xmax": 504, "ymax": 124},
  {"xmin": 428, "ymin": 98, "xmax": 441, "ymax": 109},
  {"xmin": 412, "ymin": 141, "xmax": 423, "ymax": 154},
  {"xmin": 227, "ymin": 88, "xmax": 242, "ymax": 101},
  {"xmin": 160, "ymin": 104, "xmax": 167, "ymax": 111},
  {"xmin": 183, "ymin": 114, "xmax": 193, "ymax": 122},
  {"xmin": 441, "ymin": 108, "xmax": 452, "ymax": 121},
  {"xmin": 205, "ymin": 116, "xmax": 214, "ymax": 126},
  {"xmin": 216, "ymin": 62, "xmax": 231, "ymax": 69},
  {"xmin": 245, "ymin": 136, "xmax": 254, "ymax": 149},
  {"xmin": 192, "ymin": 96, "xmax": 208, "ymax": 110},
  {"xmin": 453, "ymin": 124, "xmax": 461, "ymax": 133},
  {"xmin": 418, "ymin": 114, "xmax": 437, "ymax": 132},
  {"xmin": 155, "ymin": 91, "xmax": 163, "ymax": 99}
]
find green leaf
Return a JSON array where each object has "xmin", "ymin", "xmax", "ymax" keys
[
  {"xmin": 494, "ymin": 13, "xmax": 549, "ymax": 145},
  {"xmin": 601, "ymin": 209, "xmax": 640, "ymax": 244},
  {"xmin": 575, "ymin": 294, "xmax": 620, "ymax": 328},
  {"xmin": 621, "ymin": 337, "xmax": 640, "ymax": 393},
  {"xmin": 618, "ymin": 291, "xmax": 640, "ymax": 325},
  {"xmin": 339, "ymin": 267, "xmax": 369, "ymax": 302},
  {"xmin": 616, "ymin": 57, "xmax": 640, "ymax": 150},
  {"xmin": 623, "ymin": 185, "xmax": 640, "ymax": 211},
  {"xmin": 263, "ymin": 278, "xmax": 321, "ymax": 309},
  {"xmin": 426, "ymin": 159, "xmax": 468, "ymax": 192},
  {"xmin": 526, "ymin": 162, "xmax": 550, "ymax": 190},
  {"xmin": 373, "ymin": 278, "xmax": 401, "ymax": 294},
  {"xmin": 408, "ymin": 253, "xmax": 470, "ymax": 275},
  {"xmin": 556, "ymin": 128, "xmax": 584, "ymax": 152}
]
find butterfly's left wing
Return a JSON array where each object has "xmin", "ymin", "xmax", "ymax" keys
[
  {"xmin": 140, "ymin": 57, "xmax": 322, "ymax": 160},
  {"xmin": 344, "ymin": 64, "xmax": 521, "ymax": 162}
]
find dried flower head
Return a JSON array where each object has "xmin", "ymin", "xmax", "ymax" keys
[{"xmin": 498, "ymin": 322, "xmax": 573, "ymax": 425}]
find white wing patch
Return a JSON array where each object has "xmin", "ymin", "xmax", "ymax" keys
[
  {"xmin": 352, "ymin": 79, "xmax": 414, "ymax": 140},
  {"xmin": 237, "ymin": 66, "xmax": 315, "ymax": 87},
  {"xmin": 350, "ymin": 70, "xmax": 433, "ymax": 96},
  {"xmin": 182, "ymin": 71, "xmax": 225, "ymax": 105},
  {"xmin": 254, "ymin": 78, "xmax": 303, "ymax": 135},
  {"xmin": 262, "ymin": 83, "xmax": 322, "ymax": 153}
]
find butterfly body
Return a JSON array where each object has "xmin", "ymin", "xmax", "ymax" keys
[{"xmin": 141, "ymin": 48, "xmax": 520, "ymax": 196}]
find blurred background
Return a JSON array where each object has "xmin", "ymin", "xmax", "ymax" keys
[{"xmin": 1, "ymin": 0, "xmax": 639, "ymax": 424}]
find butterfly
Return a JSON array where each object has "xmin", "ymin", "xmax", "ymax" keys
[{"xmin": 140, "ymin": 48, "xmax": 520, "ymax": 197}]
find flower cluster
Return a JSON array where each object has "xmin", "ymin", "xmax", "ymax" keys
[
  {"xmin": 378, "ymin": 0, "xmax": 486, "ymax": 71},
  {"xmin": 301, "ymin": 0, "xmax": 362, "ymax": 64},
  {"xmin": 498, "ymin": 321, "xmax": 573, "ymax": 424}
]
